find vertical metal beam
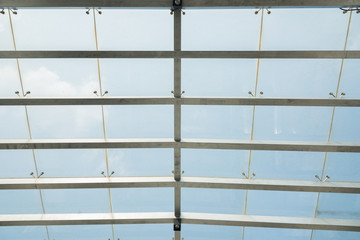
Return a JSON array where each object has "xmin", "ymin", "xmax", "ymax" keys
[{"xmin": 173, "ymin": 5, "xmax": 182, "ymax": 240}]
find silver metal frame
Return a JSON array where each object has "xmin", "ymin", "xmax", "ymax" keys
[
  {"xmin": 1, "ymin": 177, "xmax": 359, "ymax": 194},
  {"xmin": 1, "ymin": 0, "xmax": 360, "ymax": 238}
]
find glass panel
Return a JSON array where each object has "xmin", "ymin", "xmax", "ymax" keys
[
  {"xmin": 182, "ymin": 149, "xmax": 249, "ymax": 178},
  {"xmin": 48, "ymin": 225, "xmax": 112, "ymax": 240},
  {"xmin": 105, "ymin": 106, "xmax": 173, "ymax": 138},
  {"xmin": 317, "ymin": 193, "xmax": 360, "ymax": 220},
  {"xmin": 100, "ymin": 59, "xmax": 173, "ymax": 96},
  {"xmin": 107, "ymin": 149, "xmax": 173, "ymax": 176},
  {"xmin": 331, "ymin": 107, "xmax": 360, "ymax": 142},
  {"xmin": 339, "ymin": 60, "xmax": 360, "ymax": 98},
  {"xmin": 182, "ymin": 106, "xmax": 252, "ymax": 140},
  {"xmin": 313, "ymin": 230, "xmax": 360, "ymax": 240},
  {"xmin": 0, "ymin": 106, "xmax": 28, "ymax": 139},
  {"xmin": 257, "ymin": 59, "xmax": 341, "ymax": 98},
  {"xmin": 35, "ymin": 149, "xmax": 105, "ymax": 177},
  {"xmin": 0, "ymin": 10, "xmax": 13, "ymax": 50},
  {"xmin": 0, "ymin": 226, "xmax": 47, "ymax": 240},
  {"xmin": 12, "ymin": 9, "xmax": 95, "ymax": 50},
  {"xmin": 246, "ymin": 191, "xmax": 317, "ymax": 217},
  {"xmin": 347, "ymin": 12, "xmax": 360, "ymax": 50},
  {"xmin": 182, "ymin": 188, "xmax": 245, "ymax": 214},
  {"xmin": 182, "ymin": 59, "xmax": 257, "ymax": 97},
  {"xmin": 28, "ymin": 106, "xmax": 103, "ymax": 139},
  {"xmin": 182, "ymin": 225, "xmax": 242, "ymax": 240},
  {"xmin": 262, "ymin": 9, "xmax": 348, "ymax": 50},
  {"xmin": 20, "ymin": 59, "xmax": 99, "ymax": 97},
  {"xmin": 324, "ymin": 153, "xmax": 360, "ymax": 182},
  {"xmin": 0, "ymin": 150, "xmax": 35, "ymax": 178},
  {"xmin": 0, "ymin": 190, "xmax": 43, "ymax": 214},
  {"xmin": 0, "ymin": 60, "xmax": 21, "ymax": 97},
  {"xmin": 42, "ymin": 189, "xmax": 110, "ymax": 213},
  {"xmin": 96, "ymin": 9, "xmax": 172, "ymax": 50},
  {"xmin": 250, "ymin": 151, "xmax": 324, "ymax": 180},
  {"xmin": 244, "ymin": 227, "xmax": 310, "ymax": 240},
  {"xmin": 182, "ymin": 9, "xmax": 260, "ymax": 50},
  {"xmin": 253, "ymin": 106, "xmax": 332, "ymax": 141},
  {"xmin": 111, "ymin": 188, "xmax": 173, "ymax": 212},
  {"xmin": 114, "ymin": 224, "xmax": 173, "ymax": 240}
]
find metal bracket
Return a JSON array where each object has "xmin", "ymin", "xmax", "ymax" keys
[{"xmin": 173, "ymin": 218, "xmax": 181, "ymax": 231}]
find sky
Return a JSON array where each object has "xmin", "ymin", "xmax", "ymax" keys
[{"xmin": 0, "ymin": 7, "xmax": 360, "ymax": 240}]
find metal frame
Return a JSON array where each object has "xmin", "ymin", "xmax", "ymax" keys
[
  {"xmin": 1, "ymin": 50, "xmax": 360, "ymax": 58},
  {"xmin": 0, "ymin": 0, "xmax": 359, "ymax": 8},
  {"xmin": 1, "ymin": 97, "xmax": 360, "ymax": 106},
  {"xmin": 1, "ymin": 139, "xmax": 360, "ymax": 152},
  {"xmin": 1, "ymin": 0, "xmax": 360, "ymax": 239},
  {"xmin": 1, "ymin": 212, "xmax": 360, "ymax": 232},
  {"xmin": 1, "ymin": 177, "xmax": 360, "ymax": 194}
]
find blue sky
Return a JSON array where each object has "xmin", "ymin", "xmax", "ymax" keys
[{"xmin": 0, "ymin": 7, "xmax": 360, "ymax": 240}]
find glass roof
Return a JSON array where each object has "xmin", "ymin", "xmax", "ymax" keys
[{"xmin": 0, "ymin": 2, "xmax": 360, "ymax": 240}]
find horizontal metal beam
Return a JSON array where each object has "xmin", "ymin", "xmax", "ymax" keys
[
  {"xmin": 1, "ymin": 212, "xmax": 359, "ymax": 231},
  {"xmin": 1, "ymin": 176, "xmax": 359, "ymax": 194},
  {"xmin": 1, "ymin": 139, "xmax": 360, "ymax": 152},
  {"xmin": 1, "ymin": 51, "xmax": 360, "ymax": 59},
  {"xmin": 1, "ymin": 97, "xmax": 360, "ymax": 107},
  {"xmin": 0, "ymin": 0, "xmax": 359, "ymax": 8}
]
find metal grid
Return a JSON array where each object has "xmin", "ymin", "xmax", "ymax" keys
[{"xmin": 1, "ymin": 0, "xmax": 360, "ymax": 240}]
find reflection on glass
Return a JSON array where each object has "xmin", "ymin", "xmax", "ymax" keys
[
  {"xmin": 262, "ymin": 9, "xmax": 348, "ymax": 50},
  {"xmin": 182, "ymin": 59, "xmax": 257, "ymax": 97},
  {"xmin": 182, "ymin": 225, "xmax": 242, "ymax": 240},
  {"xmin": 253, "ymin": 106, "xmax": 332, "ymax": 141},
  {"xmin": 20, "ymin": 59, "xmax": 99, "ymax": 97},
  {"xmin": 111, "ymin": 188, "xmax": 173, "ymax": 212},
  {"xmin": 0, "ymin": 60, "xmax": 21, "ymax": 97},
  {"xmin": 105, "ymin": 106, "xmax": 173, "ymax": 138},
  {"xmin": 182, "ymin": 106, "xmax": 252, "ymax": 140},
  {"xmin": 339, "ymin": 60, "xmax": 360, "ymax": 98},
  {"xmin": 331, "ymin": 107, "xmax": 360, "ymax": 142},
  {"xmin": 317, "ymin": 193, "xmax": 360, "ymax": 220},
  {"xmin": 347, "ymin": 13, "xmax": 360, "ymax": 50},
  {"xmin": 42, "ymin": 189, "xmax": 110, "ymax": 214},
  {"xmin": 0, "ymin": 190, "xmax": 42, "ymax": 214},
  {"xmin": 182, "ymin": 149, "xmax": 249, "ymax": 178},
  {"xmin": 245, "ymin": 227, "xmax": 310, "ymax": 240},
  {"xmin": 0, "ymin": 10, "xmax": 13, "ymax": 50},
  {"xmin": 100, "ymin": 59, "xmax": 173, "ymax": 96},
  {"xmin": 183, "ymin": 9, "xmax": 260, "ymax": 50},
  {"xmin": 48, "ymin": 225, "xmax": 112, "ymax": 240},
  {"xmin": 182, "ymin": 188, "xmax": 245, "ymax": 214},
  {"xmin": 257, "ymin": 59, "xmax": 341, "ymax": 98},
  {"xmin": 12, "ymin": 9, "xmax": 95, "ymax": 50},
  {"xmin": 0, "ymin": 226, "xmax": 47, "ymax": 240},
  {"xmin": 0, "ymin": 150, "xmax": 35, "ymax": 178},
  {"xmin": 313, "ymin": 230, "xmax": 360, "ymax": 240},
  {"xmin": 250, "ymin": 151, "xmax": 324, "ymax": 180},
  {"xmin": 96, "ymin": 10, "xmax": 172, "ymax": 50},
  {"xmin": 325, "ymin": 153, "xmax": 360, "ymax": 182},
  {"xmin": 28, "ymin": 106, "xmax": 103, "ymax": 139},
  {"xmin": 108, "ymin": 149, "xmax": 173, "ymax": 176},
  {"xmin": 114, "ymin": 224, "xmax": 173, "ymax": 240},
  {"xmin": 246, "ymin": 190, "xmax": 317, "ymax": 217},
  {"xmin": 36, "ymin": 149, "xmax": 105, "ymax": 177},
  {"xmin": 0, "ymin": 107, "xmax": 28, "ymax": 139}
]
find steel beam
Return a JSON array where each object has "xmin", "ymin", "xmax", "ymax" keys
[
  {"xmin": 1, "ymin": 177, "xmax": 359, "ymax": 194},
  {"xmin": 1, "ymin": 139, "xmax": 360, "ymax": 152},
  {"xmin": 1, "ymin": 97, "xmax": 360, "ymax": 107},
  {"xmin": 1, "ymin": 212, "xmax": 360, "ymax": 231},
  {"xmin": 1, "ymin": 51, "xmax": 360, "ymax": 59},
  {"xmin": 0, "ymin": 0, "xmax": 359, "ymax": 8},
  {"xmin": 181, "ymin": 213, "xmax": 360, "ymax": 231}
]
